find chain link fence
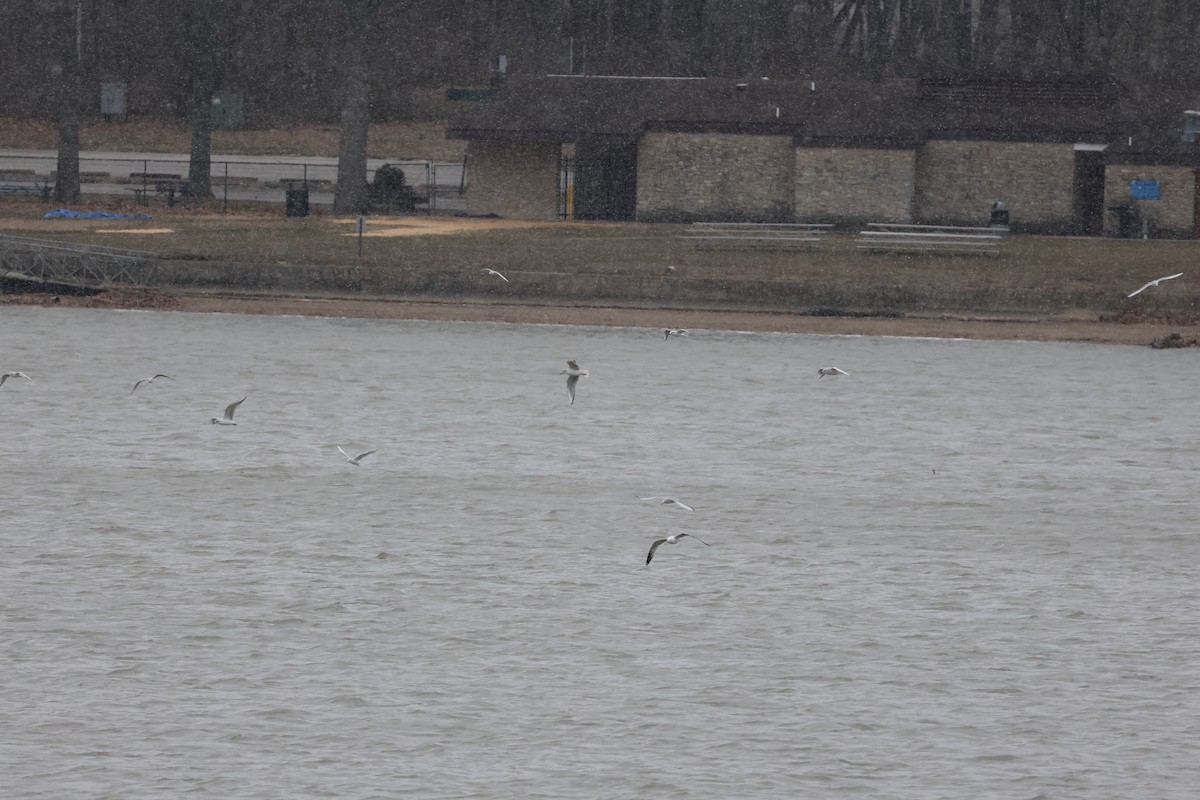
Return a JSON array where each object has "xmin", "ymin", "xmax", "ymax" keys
[{"xmin": 0, "ymin": 153, "xmax": 466, "ymax": 213}]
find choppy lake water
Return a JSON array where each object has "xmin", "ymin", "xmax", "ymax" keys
[{"xmin": 2, "ymin": 305, "xmax": 1198, "ymax": 799}]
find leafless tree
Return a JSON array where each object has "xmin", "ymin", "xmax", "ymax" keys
[
  {"xmin": 333, "ymin": 2, "xmax": 376, "ymax": 215},
  {"xmin": 47, "ymin": 0, "xmax": 89, "ymax": 204},
  {"xmin": 11, "ymin": 0, "xmax": 1198, "ymax": 152},
  {"xmin": 174, "ymin": 3, "xmax": 231, "ymax": 199}
]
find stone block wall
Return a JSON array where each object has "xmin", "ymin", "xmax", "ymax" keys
[
  {"xmin": 637, "ymin": 132, "xmax": 793, "ymax": 222},
  {"xmin": 1103, "ymin": 165, "xmax": 1197, "ymax": 237},
  {"xmin": 461, "ymin": 133, "xmax": 1196, "ymax": 237},
  {"xmin": 466, "ymin": 140, "xmax": 560, "ymax": 220},
  {"xmin": 916, "ymin": 141, "xmax": 1076, "ymax": 230},
  {"xmin": 794, "ymin": 147, "xmax": 915, "ymax": 223}
]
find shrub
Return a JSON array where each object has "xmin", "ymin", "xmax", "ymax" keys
[{"xmin": 369, "ymin": 163, "xmax": 415, "ymax": 212}]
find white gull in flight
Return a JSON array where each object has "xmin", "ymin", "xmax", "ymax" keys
[
  {"xmin": 0, "ymin": 371, "xmax": 33, "ymax": 388},
  {"xmin": 664, "ymin": 328, "xmax": 688, "ymax": 339},
  {"xmin": 482, "ymin": 268, "xmax": 510, "ymax": 283},
  {"xmin": 818, "ymin": 367, "xmax": 849, "ymax": 378},
  {"xmin": 1127, "ymin": 272, "xmax": 1183, "ymax": 297},
  {"xmin": 130, "ymin": 373, "xmax": 174, "ymax": 394},
  {"xmin": 338, "ymin": 446, "xmax": 378, "ymax": 466},
  {"xmin": 640, "ymin": 496, "xmax": 696, "ymax": 512},
  {"xmin": 646, "ymin": 533, "xmax": 711, "ymax": 565},
  {"xmin": 209, "ymin": 396, "xmax": 245, "ymax": 426},
  {"xmin": 561, "ymin": 360, "xmax": 588, "ymax": 405}
]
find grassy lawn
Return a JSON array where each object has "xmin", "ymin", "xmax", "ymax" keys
[{"xmin": 3, "ymin": 204, "xmax": 1197, "ymax": 306}]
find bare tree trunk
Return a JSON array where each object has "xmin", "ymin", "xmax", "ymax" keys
[
  {"xmin": 334, "ymin": 38, "xmax": 370, "ymax": 215},
  {"xmin": 789, "ymin": 0, "xmax": 834, "ymax": 75},
  {"xmin": 975, "ymin": 0, "xmax": 1003, "ymax": 71},
  {"xmin": 187, "ymin": 88, "xmax": 214, "ymax": 199},
  {"xmin": 177, "ymin": 5, "xmax": 226, "ymax": 201},
  {"xmin": 52, "ymin": 1, "xmax": 85, "ymax": 205},
  {"xmin": 1010, "ymin": 1, "xmax": 1049, "ymax": 78},
  {"xmin": 53, "ymin": 61, "xmax": 82, "ymax": 205},
  {"xmin": 53, "ymin": 64, "xmax": 82, "ymax": 205},
  {"xmin": 952, "ymin": 0, "xmax": 973, "ymax": 72}
]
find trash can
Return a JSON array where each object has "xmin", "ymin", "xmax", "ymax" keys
[
  {"xmin": 990, "ymin": 200, "xmax": 1009, "ymax": 228},
  {"xmin": 285, "ymin": 187, "xmax": 309, "ymax": 217}
]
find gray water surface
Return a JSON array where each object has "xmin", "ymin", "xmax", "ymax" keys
[{"xmin": 2, "ymin": 306, "xmax": 1197, "ymax": 799}]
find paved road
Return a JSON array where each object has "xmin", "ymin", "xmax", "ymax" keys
[{"xmin": 0, "ymin": 149, "xmax": 466, "ymax": 210}]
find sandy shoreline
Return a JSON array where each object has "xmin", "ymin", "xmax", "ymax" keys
[
  {"xmin": 172, "ymin": 295, "xmax": 1196, "ymax": 346},
  {"xmin": 6, "ymin": 287, "xmax": 1196, "ymax": 347}
]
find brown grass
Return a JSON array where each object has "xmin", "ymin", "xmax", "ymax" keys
[
  {"xmin": 0, "ymin": 117, "xmax": 462, "ymax": 161},
  {"xmin": 3, "ymin": 203, "xmax": 1197, "ymax": 298}
]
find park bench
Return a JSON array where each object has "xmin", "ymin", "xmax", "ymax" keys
[
  {"xmin": 855, "ymin": 223, "xmax": 1006, "ymax": 256},
  {"xmin": 0, "ymin": 177, "xmax": 51, "ymax": 201},
  {"xmin": 683, "ymin": 222, "xmax": 835, "ymax": 251},
  {"xmin": 128, "ymin": 173, "xmax": 187, "ymax": 206}
]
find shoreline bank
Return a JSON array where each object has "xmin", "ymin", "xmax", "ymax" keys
[
  {"xmin": 3, "ymin": 211, "xmax": 1198, "ymax": 347},
  {"xmin": 4, "ymin": 287, "xmax": 1196, "ymax": 346}
]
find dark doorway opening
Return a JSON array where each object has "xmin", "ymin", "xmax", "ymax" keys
[
  {"xmin": 1193, "ymin": 169, "xmax": 1200, "ymax": 239},
  {"xmin": 572, "ymin": 137, "xmax": 638, "ymax": 221},
  {"xmin": 557, "ymin": 152, "xmax": 574, "ymax": 220},
  {"xmin": 1072, "ymin": 150, "xmax": 1105, "ymax": 235}
]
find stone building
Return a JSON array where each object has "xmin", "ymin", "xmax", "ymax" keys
[{"xmin": 447, "ymin": 75, "xmax": 1200, "ymax": 237}]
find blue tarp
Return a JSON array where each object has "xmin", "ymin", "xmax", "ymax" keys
[{"xmin": 44, "ymin": 208, "xmax": 153, "ymax": 220}]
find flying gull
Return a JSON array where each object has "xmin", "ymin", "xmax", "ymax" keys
[
  {"xmin": 130, "ymin": 373, "xmax": 174, "ymax": 394},
  {"xmin": 0, "ymin": 371, "xmax": 33, "ymax": 388},
  {"xmin": 1127, "ymin": 272, "xmax": 1183, "ymax": 298},
  {"xmin": 209, "ymin": 396, "xmax": 246, "ymax": 426},
  {"xmin": 338, "ymin": 446, "xmax": 378, "ymax": 466},
  {"xmin": 482, "ymin": 268, "xmax": 510, "ymax": 283},
  {"xmin": 640, "ymin": 496, "xmax": 696, "ymax": 512},
  {"xmin": 818, "ymin": 367, "xmax": 849, "ymax": 378},
  {"xmin": 646, "ymin": 533, "xmax": 711, "ymax": 565},
  {"xmin": 664, "ymin": 329, "xmax": 688, "ymax": 339},
  {"xmin": 560, "ymin": 360, "xmax": 589, "ymax": 405}
]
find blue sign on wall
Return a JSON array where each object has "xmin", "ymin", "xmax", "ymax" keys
[{"xmin": 1130, "ymin": 180, "xmax": 1161, "ymax": 200}]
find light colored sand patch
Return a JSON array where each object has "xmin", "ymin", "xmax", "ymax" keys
[
  {"xmin": 333, "ymin": 217, "xmax": 573, "ymax": 238},
  {"xmin": 94, "ymin": 228, "xmax": 176, "ymax": 234}
]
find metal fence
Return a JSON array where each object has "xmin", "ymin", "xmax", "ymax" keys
[
  {"xmin": 0, "ymin": 233, "xmax": 156, "ymax": 288},
  {"xmin": 0, "ymin": 153, "xmax": 467, "ymax": 213}
]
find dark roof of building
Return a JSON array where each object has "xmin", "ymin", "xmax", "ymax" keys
[
  {"xmin": 919, "ymin": 77, "xmax": 1122, "ymax": 143},
  {"xmin": 1104, "ymin": 132, "xmax": 1200, "ymax": 166},
  {"xmin": 648, "ymin": 78, "xmax": 926, "ymax": 148},
  {"xmin": 446, "ymin": 75, "xmax": 1142, "ymax": 149},
  {"xmin": 1103, "ymin": 87, "xmax": 1200, "ymax": 165},
  {"xmin": 447, "ymin": 76, "xmax": 692, "ymax": 142}
]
